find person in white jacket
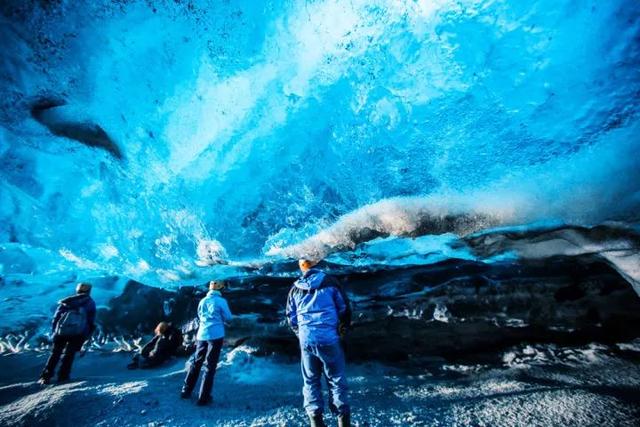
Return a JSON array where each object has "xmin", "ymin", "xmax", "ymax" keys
[{"xmin": 180, "ymin": 280, "xmax": 233, "ymax": 405}]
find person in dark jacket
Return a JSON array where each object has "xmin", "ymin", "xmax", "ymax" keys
[
  {"xmin": 128, "ymin": 322, "xmax": 183, "ymax": 369},
  {"xmin": 286, "ymin": 259, "xmax": 352, "ymax": 427},
  {"xmin": 39, "ymin": 282, "xmax": 96, "ymax": 384},
  {"xmin": 181, "ymin": 280, "xmax": 233, "ymax": 406}
]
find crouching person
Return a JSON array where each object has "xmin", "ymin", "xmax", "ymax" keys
[
  {"xmin": 181, "ymin": 280, "xmax": 232, "ymax": 406},
  {"xmin": 286, "ymin": 259, "xmax": 352, "ymax": 427},
  {"xmin": 39, "ymin": 282, "xmax": 96, "ymax": 384},
  {"xmin": 128, "ymin": 322, "xmax": 183, "ymax": 369}
]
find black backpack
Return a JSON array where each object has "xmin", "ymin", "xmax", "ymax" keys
[{"xmin": 55, "ymin": 304, "xmax": 88, "ymax": 336}]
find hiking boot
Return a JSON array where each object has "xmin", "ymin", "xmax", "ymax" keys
[
  {"xmin": 308, "ymin": 413, "xmax": 326, "ymax": 427},
  {"xmin": 196, "ymin": 395, "xmax": 212, "ymax": 406},
  {"xmin": 338, "ymin": 413, "xmax": 351, "ymax": 427}
]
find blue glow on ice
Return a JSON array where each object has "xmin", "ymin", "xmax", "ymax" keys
[{"xmin": 0, "ymin": 0, "xmax": 639, "ymax": 283}]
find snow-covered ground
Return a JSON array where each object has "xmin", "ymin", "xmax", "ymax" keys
[{"xmin": 1, "ymin": 343, "xmax": 639, "ymax": 427}]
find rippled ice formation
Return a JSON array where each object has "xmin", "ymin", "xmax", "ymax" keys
[{"xmin": 0, "ymin": 0, "xmax": 639, "ymax": 285}]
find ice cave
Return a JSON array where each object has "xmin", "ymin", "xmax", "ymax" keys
[{"xmin": 0, "ymin": 0, "xmax": 639, "ymax": 426}]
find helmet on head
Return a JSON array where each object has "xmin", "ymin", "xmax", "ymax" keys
[
  {"xmin": 209, "ymin": 280, "xmax": 226, "ymax": 290},
  {"xmin": 298, "ymin": 258, "xmax": 319, "ymax": 272},
  {"xmin": 76, "ymin": 282, "xmax": 92, "ymax": 294}
]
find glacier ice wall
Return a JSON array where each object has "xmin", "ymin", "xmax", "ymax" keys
[{"xmin": 0, "ymin": 0, "xmax": 639, "ymax": 284}]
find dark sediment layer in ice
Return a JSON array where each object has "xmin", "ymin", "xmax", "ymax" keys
[
  {"xmin": 462, "ymin": 223, "xmax": 640, "ymax": 297},
  {"xmin": 30, "ymin": 98, "xmax": 123, "ymax": 159},
  {"xmin": 2, "ymin": 223, "xmax": 639, "ymax": 362},
  {"xmin": 95, "ymin": 253, "xmax": 640, "ymax": 366}
]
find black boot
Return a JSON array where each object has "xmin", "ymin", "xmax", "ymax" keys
[
  {"xmin": 127, "ymin": 355, "xmax": 140, "ymax": 370},
  {"xmin": 196, "ymin": 395, "xmax": 212, "ymax": 406},
  {"xmin": 309, "ymin": 413, "xmax": 326, "ymax": 427},
  {"xmin": 338, "ymin": 413, "xmax": 350, "ymax": 427},
  {"xmin": 182, "ymin": 361, "xmax": 201, "ymax": 399}
]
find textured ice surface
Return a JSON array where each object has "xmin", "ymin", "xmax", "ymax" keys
[
  {"xmin": 1, "ymin": 0, "xmax": 639, "ymax": 286},
  {"xmin": 0, "ymin": 342, "xmax": 638, "ymax": 427},
  {"xmin": 1, "ymin": 3, "xmax": 639, "ymax": 424}
]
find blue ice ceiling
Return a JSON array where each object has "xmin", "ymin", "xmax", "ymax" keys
[{"xmin": 0, "ymin": 0, "xmax": 639, "ymax": 283}]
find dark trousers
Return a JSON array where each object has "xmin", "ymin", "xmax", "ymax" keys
[
  {"xmin": 41, "ymin": 335, "xmax": 86, "ymax": 380},
  {"xmin": 182, "ymin": 338, "xmax": 224, "ymax": 400},
  {"xmin": 131, "ymin": 353, "xmax": 165, "ymax": 369}
]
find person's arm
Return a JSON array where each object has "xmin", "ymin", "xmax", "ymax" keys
[
  {"xmin": 169, "ymin": 328, "xmax": 183, "ymax": 351},
  {"xmin": 220, "ymin": 299, "xmax": 233, "ymax": 322},
  {"xmin": 141, "ymin": 336, "xmax": 158, "ymax": 357},
  {"xmin": 51, "ymin": 304, "xmax": 64, "ymax": 334},
  {"xmin": 285, "ymin": 287, "xmax": 299, "ymax": 336},
  {"xmin": 151, "ymin": 336, "xmax": 171, "ymax": 358},
  {"xmin": 197, "ymin": 298, "xmax": 207, "ymax": 321},
  {"xmin": 330, "ymin": 278, "xmax": 352, "ymax": 335}
]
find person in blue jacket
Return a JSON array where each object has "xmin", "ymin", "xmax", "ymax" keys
[
  {"xmin": 286, "ymin": 259, "xmax": 352, "ymax": 427},
  {"xmin": 181, "ymin": 280, "xmax": 233, "ymax": 405},
  {"xmin": 39, "ymin": 282, "xmax": 96, "ymax": 384}
]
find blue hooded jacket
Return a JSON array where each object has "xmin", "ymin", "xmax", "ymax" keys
[
  {"xmin": 286, "ymin": 269, "xmax": 351, "ymax": 345},
  {"xmin": 196, "ymin": 290, "xmax": 233, "ymax": 341}
]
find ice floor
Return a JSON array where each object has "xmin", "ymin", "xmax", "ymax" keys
[{"xmin": 0, "ymin": 344, "xmax": 639, "ymax": 427}]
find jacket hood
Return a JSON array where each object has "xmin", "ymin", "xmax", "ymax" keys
[
  {"xmin": 294, "ymin": 269, "xmax": 326, "ymax": 291},
  {"xmin": 59, "ymin": 293, "xmax": 91, "ymax": 308}
]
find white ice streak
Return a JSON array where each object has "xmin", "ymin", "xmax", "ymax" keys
[
  {"xmin": 267, "ymin": 194, "xmax": 514, "ymax": 259},
  {"xmin": 0, "ymin": 332, "xmax": 31, "ymax": 354},
  {"xmin": 433, "ymin": 303, "xmax": 451, "ymax": 323},
  {"xmin": 393, "ymin": 379, "xmax": 526, "ymax": 400},
  {"xmin": 58, "ymin": 249, "xmax": 100, "ymax": 270},
  {"xmin": 616, "ymin": 338, "xmax": 640, "ymax": 353},
  {"xmin": 99, "ymin": 381, "xmax": 148, "ymax": 397},
  {"xmin": 195, "ymin": 239, "xmax": 228, "ymax": 266},
  {"xmin": 502, "ymin": 343, "xmax": 609, "ymax": 369}
]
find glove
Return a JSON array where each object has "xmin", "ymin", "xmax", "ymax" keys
[{"xmin": 338, "ymin": 323, "xmax": 348, "ymax": 338}]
